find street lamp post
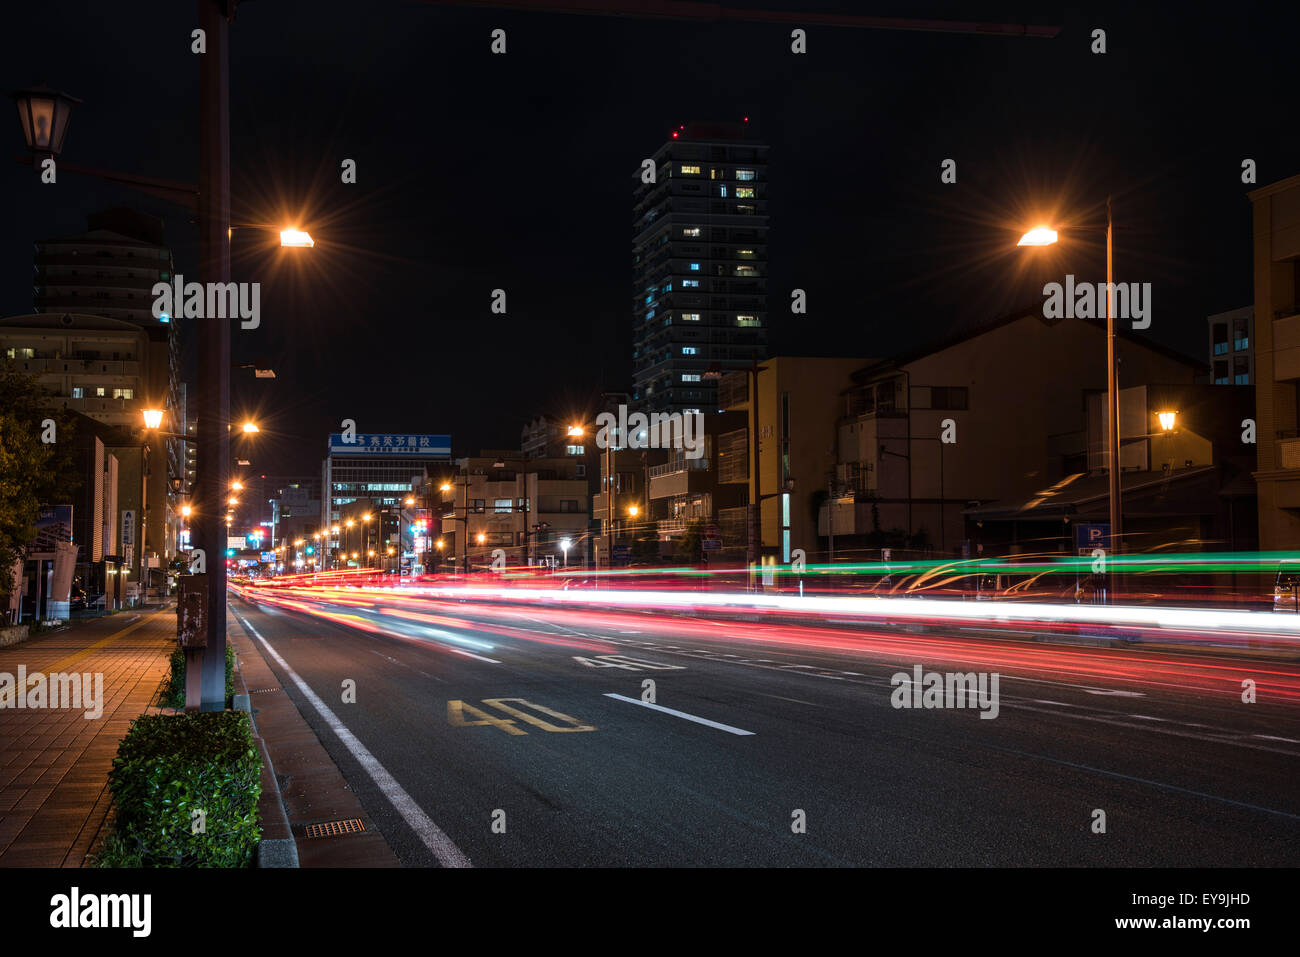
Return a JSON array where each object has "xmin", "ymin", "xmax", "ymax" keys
[{"xmin": 1020, "ymin": 201, "xmax": 1122, "ymax": 600}]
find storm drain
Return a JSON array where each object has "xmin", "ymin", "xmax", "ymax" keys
[
  {"xmin": 304, "ymin": 819, "xmax": 366, "ymax": 839},
  {"xmin": 248, "ymin": 687, "xmax": 281, "ymax": 694}
]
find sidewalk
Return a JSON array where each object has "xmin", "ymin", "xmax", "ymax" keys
[
  {"xmin": 227, "ymin": 610, "xmax": 399, "ymax": 866},
  {"xmin": 0, "ymin": 606, "xmax": 175, "ymax": 867}
]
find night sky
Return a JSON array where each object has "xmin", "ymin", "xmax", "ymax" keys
[{"xmin": 6, "ymin": 1, "xmax": 1298, "ymax": 478}]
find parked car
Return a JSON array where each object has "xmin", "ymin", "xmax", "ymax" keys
[{"xmin": 1274, "ymin": 568, "xmax": 1300, "ymax": 612}]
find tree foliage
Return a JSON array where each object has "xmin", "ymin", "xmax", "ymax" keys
[{"xmin": 0, "ymin": 370, "xmax": 80, "ymax": 601}]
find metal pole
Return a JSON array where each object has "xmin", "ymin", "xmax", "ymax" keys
[
  {"xmin": 1106, "ymin": 195, "xmax": 1122, "ymax": 602},
  {"xmin": 197, "ymin": 0, "xmax": 231, "ymax": 711}
]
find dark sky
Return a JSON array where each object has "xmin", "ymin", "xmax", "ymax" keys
[{"xmin": 6, "ymin": 1, "xmax": 1298, "ymax": 477}]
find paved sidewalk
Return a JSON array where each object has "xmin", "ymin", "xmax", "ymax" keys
[
  {"xmin": 227, "ymin": 609, "xmax": 399, "ymax": 866},
  {"xmin": 0, "ymin": 607, "xmax": 175, "ymax": 867}
]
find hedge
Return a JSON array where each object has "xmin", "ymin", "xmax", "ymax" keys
[
  {"xmin": 104, "ymin": 711, "xmax": 262, "ymax": 867},
  {"xmin": 161, "ymin": 642, "xmax": 235, "ymax": 708}
]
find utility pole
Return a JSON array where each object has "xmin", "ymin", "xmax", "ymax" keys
[{"xmin": 196, "ymin": 0, "xmax": 232, "ymax": 711}]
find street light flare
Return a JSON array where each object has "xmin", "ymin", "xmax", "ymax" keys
[
  {"xmin": 142, "ymin": 409, "xmax": 164, "ymax": 429},
  {"xmin": 1018, "ymin": 226, "xmax": 1058, "ymax": 247},
  {"xmin": 280, "ymin": 228, "xmax": 314, "ymax": 247}
]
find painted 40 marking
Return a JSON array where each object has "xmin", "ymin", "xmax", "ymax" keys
[{"xmin": 447, "ymin": 697, "xmax": 597, "ymax": 735}]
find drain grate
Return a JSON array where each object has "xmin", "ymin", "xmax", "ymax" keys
[
  {"xmin": 304, "ymin": 819, "xmax": 366, "ymax": 839},
  {"xmin": 248, "ymin": 687, "xmax": 281, "ymax": 694}
]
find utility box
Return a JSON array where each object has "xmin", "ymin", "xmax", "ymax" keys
[{"xmin": 177, "ymin": 574, "xmax": 208, "ymax": 648}]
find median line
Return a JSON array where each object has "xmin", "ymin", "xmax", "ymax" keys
[{"xmin": 603, "ymin": 693, "xmax": 755, "ymax": 736}]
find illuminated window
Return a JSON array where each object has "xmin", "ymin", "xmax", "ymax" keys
[
  {"xmin": 113, "ymin": 388, "xmax": 134, "ymax": 399},
  {"xmin": 683, "ymin": 313, "xmax": 700, "ymax": 321},
  {"xmin": 95, "ymin": 387, "xmax": 106, "ymax": 397},
  {"xmin": 566, "ymin": 445, "xmax": 585, "ymax": 455},
  {"xmin": 736, "ymin": 315, "xmax": 759, "ymax": 327},
  {"xmin": 494, "ymin": 498, "xmax": 513, "ymax": 513},
  {"xmin": 680, "ymin": 164, "xmax": 701, "ymax": 174},
  {"xmin": 682, "ymin": 227, "xmax": 701, "ymax": 237},
  {"xmin": 737, "ymin": 204, "xmax": 756, "ymax": 215},
  {"xmin": 736, "ymin": 187, "xmax": 755, "ymax": 198},
  {"xmin": 682, "ymin": 347, "xmax": 697, "ymax": 355},
  {"xmin": 689, "ymin": 263, "xmax": 700, "ymax": 271},
  {"xmin": 682, "ymin": 279, "xmax": 700, "ymax": 288},
  {"xmin": 719, "ymin": 185, "xmax": 728, "ymax": 197},
  {"xmin": 682, "ymin": 374, "xmax": 701, "ymax": 382},
  {"xmin": 736, "ymin": 169, "xmax": 755, "ymax": 181},
  {"xmin": 735, "ymin": 266, "xmax": 757, "ymax": 276},
  {"xmin": 736, "ymin": 249, "xmax": 756, "ymax": 259},
  {"xmin": 71, "ymin": 386, "xmax": 84, "ymax": 398}
]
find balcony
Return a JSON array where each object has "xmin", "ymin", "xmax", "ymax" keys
[{"xmin": 1277, "ymin": 435, "xmax": 1300, "ymax": 470}]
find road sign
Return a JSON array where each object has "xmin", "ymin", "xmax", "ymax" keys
[{"xmin": 1075, "ymin": 523, "xmax": 1111, "ymax": 551}]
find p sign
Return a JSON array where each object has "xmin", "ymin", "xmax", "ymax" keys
[{"xmin": 1074, "ymin": 524, "xmax": 1111, "ymax": 551}]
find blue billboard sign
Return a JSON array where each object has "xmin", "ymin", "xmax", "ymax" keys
[{"xmin": 329, "ymin": 433, "xmax": 450, "ymax": 456}]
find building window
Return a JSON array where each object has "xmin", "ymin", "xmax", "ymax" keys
[
  {"xmin": 736, "ymin": 187, "xmax": 755, "ymax": 198},
  {"xmin": 71, "ymin": 386, "xmax": 84, "ymax": 398},
  {"xmin": 930, "ymin": 386, "xmax": 969, "ymax": 410},
  {"xmin": 736, "ymin": 315, "xmax": 759, "ymax": 326},
  {"xmin": 689, "ymin": 263, "xmax": 700, "ymax": 271},
  {"xmin": 735, "ymin": 265, "xmax": 757, "ymax": 276},
  {"xmin": 682, "ymin": 279, "xmax": 700, "ymax": 288},
  {"xmin": 737, "ymin": 205, "xmax": 756, "ymax": 215},
  {"xmin": 682, "ymin": 374, "xmax": 701, "ymax": 383},
  {"xmin": 682, "ymin": 347, "xmax": 697, "ymax": 355},
  {"xmin": 680, "ymin": 164, "xmax": 701, "ymax": 174},
  {"xmin": 565, "ymin": 444, "xmax": 584, "ymax": 455},
  {"xmin": 472, "ymin": 499, "xmax": 486, "ymax": 513},
  {"xmin": 719, "ymin": 185, "xmax": 728, "ymax": 197},
  {"xmin": 682, "ymin": 227, "xmax": 701, "ymax": 237},
  {"xmin": 736, "ymin": 169, "xmax": 755, "ymax": 181},
  {"xmin": 683, "ymin": 313, "xmax": 700, "ymax": 321},
  {"xmin": 112, "ymin": 388, "xmax": 134, "ymax": 399},
  {"xmin": 95, "ymin": 387, "xmax": 106, "ymax": 397},
  {"xmin": 560, "ymin": 500, "xmax": 580, "ymax": 513},
  {"xmin": 575, "ymin": 463, "xmax": 586, "ymax": 477},
  {"xmin": 736, "ymin": 249, "xmax": 756, "ymax": 259}
]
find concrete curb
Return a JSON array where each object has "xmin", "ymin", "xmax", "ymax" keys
[{"xmin": 231, "ymin": 632, "xmax": 299, "ymax": 868}]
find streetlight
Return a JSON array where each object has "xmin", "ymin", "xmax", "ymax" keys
[
  {"xmin": 1019, "ymin": 201, "xmax": 1122, "ymax": 599},
  {"xmin": 11, "ymin": 86, "xmax": 81, "ymax": 157},
  {"xmin": 560, "ymin": 538, "xmax": 571, "ymax": 568},
  {"xmin": 279, "ymin": 228, "xmax": 314, "ymax": 247},
  {"xmin": 1157, "ymin": 410, "xmax": 1177, "ymax": 432}
]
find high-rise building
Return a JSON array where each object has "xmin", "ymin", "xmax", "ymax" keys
[
  {"xmin": 631, "ymin": 121, "xmax": 768, "ymax": 414},
  {"xmin": 31, "ymin": 206, "xmax": 185, "ymax": 579}
]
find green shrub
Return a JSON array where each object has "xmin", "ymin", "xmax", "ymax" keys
[
  {"xmin": 162, "ymin": 642, "xmax": 235, "ymax": 708},
  {"xmin": 91, "ymin": 831, "xmax": 143, "ymax": 868},
  {"xmin": 106, "ymin": 711, "xmax": 262, "ymax": 867}
]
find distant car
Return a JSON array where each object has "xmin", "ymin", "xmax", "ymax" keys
[{"xmin": 1274, "ymin": 569, "xmax": 1300, "ymax": 612}]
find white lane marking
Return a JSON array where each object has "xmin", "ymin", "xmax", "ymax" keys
[
  {"xmin": 1254, "ymin": 734, "xmax": 1300, "ymax": 743},
  {"xmin": 1130, "ymin": 715, "xmax": 1167, "ymax": 721},
  {"xmin": 447, "ymin": 647, "xmax": 502, "ymax": 664},
  {"xmin": 603, "ymin": 693, "xmax": 755, "ymax": 736},
  {"xmin": 841, "ymin": 671, "xmax": 864, "ymax": 676},
  {"xmin": 1081, "ymin": 688, "xmax": 1146, "ymax": 696},
  {"xmin": 236, "ymin": 613, "xmax": 472, "ymax": 868}
]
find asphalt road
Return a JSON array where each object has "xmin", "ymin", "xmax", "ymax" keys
[{"xmin": 229, "ymin": 588, "xmax": 1300, "ymax": 866}]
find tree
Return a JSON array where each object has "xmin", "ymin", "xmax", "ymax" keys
[
  {"xmin": 0, "ymin": 370, "xmax": 80, "ymax": 605},
  {"xmin": 677, "ymin": 519, "xmax": 704, "ymax": 563}
]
